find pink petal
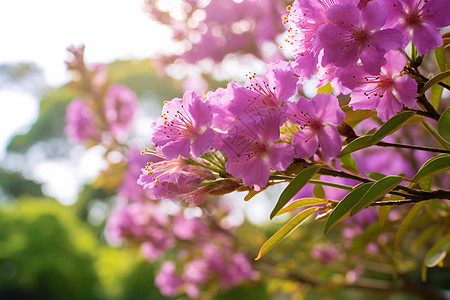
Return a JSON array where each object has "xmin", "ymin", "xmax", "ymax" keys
[
  {"xmin": 225, "ymin": 156, "xmax": 271, "ymax": 189},
  {"xmin": 292, "ymin": 129, "xmax": 319, "ymax": 158},
  {"xmin": 267, "ymin": 143, "xmax": 295, "ymax": 171},
  {"xmin": 381, "ymin": 51, "xmax": 407, "ymax": 77},
  {"xmin": 393, "ymin": 75, "xmax": 418, "ymax": 108},
  {"xmin": 191, "ymin": 128, "xmax": 215, "ymax": 157},
  {"xmin": 161, "ymin": 138, "xmax": 191, "ymax": 159},
  {"xmin": 317, "ymin": 126, "xmax": 342, "ymax": 159},
  {"xmin": 412, "ymin": 23, "xmax": 443, "ymax": 56},
  {"xmin": 312, "ymin": 93, "xmax": 345, "ymax": 126},
  {"xmin": 375, "ymin": 91, "xmax": 403, "ymax": 122}
]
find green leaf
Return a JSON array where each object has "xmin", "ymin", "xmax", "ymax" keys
[
  {"xmin": 434, "ymin": 46, "xmax": 446, "ymax": 72},
  {"xmin": 412, "ymin": 225, "xmax": 441, "ymax": 253},
  {"xmin": 421, "ymin": 119, "xmax": 450, "ymax": 150},
  {"xmin": 338, "ymin": 135, "xmax": 373, "ymax": 158},
  {"xmin": 368, "ymin": 111, "xmax": 415, "ymax": 145},
  {"xmin": 350, "ymin": 175, "xmax": 404, "ymax": 216},
  {"xmin": 339, "ymin": 154, "xmax": 359, "ymax": 174},
  {"xmin": 342, "ymin": 106, "xmax": 376, "ymax": 127},
  {"xmin": 378, "ymin": 205, "xmax": 392, "ymax": 227},
  {"xmin": 276, "ymin": 198, "xmax": 328, "ymax": 216},
  {"xmin": 419, "ymin": 70, "xmax": 450, "ymax": 95},
  {"xmin": 317, "ymin": 82, "xmax": 333, "ymax": 94},
  {"xmin": 255, "ymin": 207, "xmax": 318, "ymax": 260},
  {"xmin": 419, "ymin": 175, "xmax": 433, "ymax": 191},
  {"xmin": 324, "ymin": 182, "xmax": 374, "ymax": 234},
  {"xmin": 430, "ymin": 84, "xmax": 443, "ymax": 109},
  {"xmin": 313, "ymin": 184, "xmax": 326, "ymax": 199},
  {"xmin": 412, "ymin": 154, "xmax": 450, "ymax": 183},
  {"xmin": 437, "ymin": 107, "xmax": 450, "ymax": 144},
  {"xmin": 424, "ymin": 233, "xmax": 450, "ymax": 267},
  {"xmin": 367, "ymin": 172, "xmax": 387, "ymax": 181},
  {"xmin": 395, "ymin": 202, "xmax": 426, "ymax": 249},
  {"xmin": 270, "ymin": 166, "xmax": 321, "ymax": 219}
]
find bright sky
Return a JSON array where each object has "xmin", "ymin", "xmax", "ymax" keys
[{"xmin": 0, "ymin": 0, "xmax": 173, "ymax": 203}]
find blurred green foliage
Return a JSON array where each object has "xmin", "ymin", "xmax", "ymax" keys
[{"xmin": 0, "ymin": 197, "xmax": 174, "ymax": 300}]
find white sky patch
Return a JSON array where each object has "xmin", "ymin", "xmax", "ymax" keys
[
  {"xmin": 32, "ymin": 146, "xmax": 107, "ymax": 204},
  {"xmin": 0, "ymin": 90, "xmax": 39, "ymax": 159},
  {"xmin": 0, "ymin": 0, "xmax": 172, "ymax": 86}
]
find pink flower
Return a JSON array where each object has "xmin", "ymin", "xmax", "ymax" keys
[
  {"xmin": 155, "ymin": 261, "xmax": 183, "ymax": 297},
  {"xmin": 220, "ymin": 115, "xmax": 294, "ymax": 190},
  {"xmin": 151, "ymin": 90, "xmax": 215, "ymax": 159},
  {"xmin": 337, "ymin": 51, "xmax": 418, "ymax": 121},
  {"xmin": 104, "ymin": 84, "xmax": 138, "ymax": 137},
  {"xmin": 286, "ymin": 93, "xmax": 345, "ymax": 159},
  {"xmin": 228, "ymin": 61, "xmax": 299, "ymax": 124},
  {"xmin": 284, "ymin": 0, "xmax": 355, "ymax": 80},
  {"xmin": 384, "ymin": 0, "xmax": 450, "ymax": 55},
  {"xmin": 318, "ymin": 1, "xmax": 403, "ymax": 74},
  {"xmin": 65, "ymin": 99, "xmax": 98, "ymax": 143}
]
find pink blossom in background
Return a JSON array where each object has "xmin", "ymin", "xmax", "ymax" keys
[
  {"xmin": 311, "ymin": 244, "xmax": 343, "ymax": 264},
  {"xmin": 104, "ymin": 84, "xmax": 139, "ymax": 137},
  {"xmin": 317, "ymin": 1, "xmax": 403, "ymax": 74},
  {"xmin": 384, "ymin": 0, "xmax": 450, "ymax": 55},
  {"xmin": 145, "ymin": 0, "xmax": 285, "ymax": 64},
  {"xmin": 65, "ymin": 99, "xmax": 98, "ymax": 143},
  {"xmin": 286, "ymin": 93, "xmax": 345, "ymax": 159},
  {"xmin": 284, "ymin": 0, "xmax": 356, "ymax": 81},
  {"xmin": 106, "ymin": 202, "xmax": 174, "ymax": 260},
  {"xmin": 151, "ymin": 90, "xmax": 215, "ymax": 159},
  {"xmin": 337, "ymin": 51, "xmax": 418, "ymax": 121},
  {"xmin": 155, "ymin": 261, "xmax": 183, "ymax": 297}
]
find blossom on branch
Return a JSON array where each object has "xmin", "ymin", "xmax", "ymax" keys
[
  {"xmin": 151, "ymin": 90, "xmax": 215, "ymax": 160},
  {"xmin": 384, "ymin": 0, "xmax": 450, "ymax": 55},
  {"xmin": 337, "ymin": 51, "xmax": 418, "ymax": 121},
  {"xmin": 317, "ymin": 1, "xmax": 403, "ymax": 74},
  {"xmin": 286, "ymin": 93, "xmax": 345, "ymax": 159},
  {"xmin": 219, "ymin": 115, "xmax": 294, "ymax": 190}
]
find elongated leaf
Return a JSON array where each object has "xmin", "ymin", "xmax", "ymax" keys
[
  {"xmin": 419, "ymin": 70, "xmax": 450, "ymax": 95},
  {"xmin": 339, "ymin": 154, "xmax": 359, "ymax": 174},
  {"xmin": 434, "ymin": 46, "xmax": 446, "ymax": 72},
  {"xmin": 395, "ymin": 202, "xmax": 426, "ymax": 249},
  {"xmin": 412, "ymin": 225, "xmax": 441, "ymax": 253},
  {"xmin": 419, "ymin": 175, "xmax": 433, "ymax": 191},
  {"xmin": 350, "ymin": 176, "xmax": 404, "ymax": 216},
  {"xmin": 367, "ymin": 172, "xmax": 387, "ymax": 181},
  {"xmin": 412, "ymin": 154, "xmax": 450, "ymax": 183},
  {"xmin": 255, "ymin": 207, "xmax": 318, "ymax": 260},
  {"xmin": 430, "ymin": 84, "xmax": 443, "ymax": 109},
  {"xmin": 313, "ymin": 184, "xmax": 325, "ymax": 199},
  {"xmin": 342, "ymin": 106, "xmax": 376, "ymax": 127},
  {"xmin": 424, "ymin": 233, "xmax": 450, "ymax": 267},
  {"xmin": 421, "ymin": 119, "xmax": 450, "ymax": 150},
  {"xmin": 324, "ymin": 182, "xmax": 374, "ymax": 234},
  {"xmin": 270, "ymin": 166, "xmax": 320, "ymax": 219},
  {"xmin": 378, "ymin": 205, "xmax": 392, "ymax": 227},
  {"xmin": 368, "ymin": 111, "xmax": 415, "ymax": 144},
  {"xmin": 437, "ymin": 107, "xmax": 450, "ymax": 144},
  {"xmin": 276, "ymin": 198, "xmax": 328, "ymax": 216},
  {"xmin": 338, "ymin": 135, "xmax": 373, "ymax": 158}
]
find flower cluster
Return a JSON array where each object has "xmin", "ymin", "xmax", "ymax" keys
[
  {"xmin": 107, "ymin": 201, "xmax": 258, "ymax": 298},
  {"xmin": 285, "ymin": 0, "xmax": 449, "ymax": 120},
  {"xmin": 138, "ymin": 60, "xmax": 346, "ymax": 198},
  {"xmin": 64, "ymin": 46, "xmax": 139, "ymax": 143}
]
